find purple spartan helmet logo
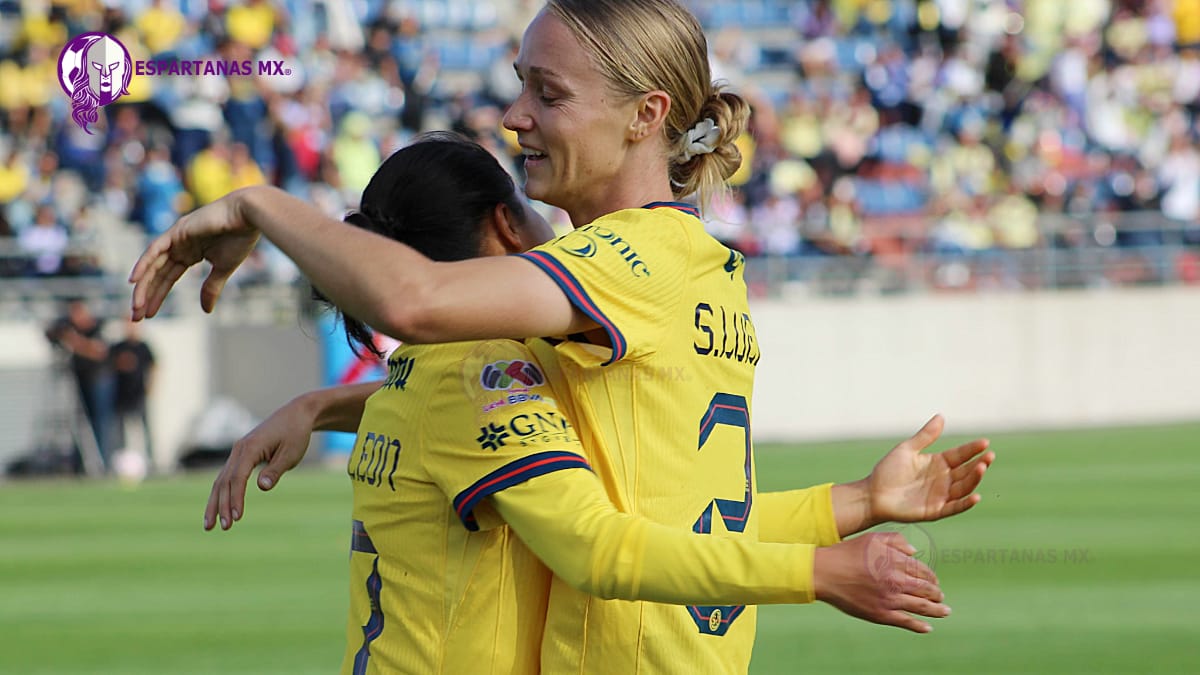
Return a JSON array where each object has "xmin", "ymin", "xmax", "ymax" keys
[{"xmin": 57, "ymin": 32, "xmax": 133, "ymax": 134}]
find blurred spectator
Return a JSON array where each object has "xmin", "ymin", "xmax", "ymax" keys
[
  {"xmin": 228, "ymin": 141, "xmax": 268, "ymax": 191},
  {"xmin": 46, "ymin": 300, "xmax": 116, "ymax": 471},
  {"xmin": 332, "ymin": 111, "xmax": 381, "ymax": 206},
  {"xmin": 226, "ymin": 0, "xmax": 278, "ymax": 50},
  {"xmin": 187, "ymin": 137, "xmax": 235, "ymax": 206},
  {"xmin": 18, "ymin": 204, "xmax": 69, "ymax": 276},
  {"xmin": 0, "ymin": 148, "xmax": 28, "ymax": 205},
  {"xmin": 0, "ymin": 0, "xmax": 1197, "ymax": 300},
  {"xmin": 135, "ymin": 145, "xmax": 187, "ymax": 236},
  {"xmin": 111, "ymin": 319, "xmax": 157, "ymax": 472}
]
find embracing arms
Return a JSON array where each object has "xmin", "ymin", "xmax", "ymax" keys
[{"xmin": 130, "ymin": 186, "xmax": 592, "ymax": 342}]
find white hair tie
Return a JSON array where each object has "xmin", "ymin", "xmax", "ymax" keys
[{"xmin": 681, "ymin": 117, "xmax": 720, "ymax": 162}]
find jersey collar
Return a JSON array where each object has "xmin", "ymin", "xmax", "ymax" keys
[{"xmin": 642, "ymin": 201, "xmax": 700, "ymax": 219}]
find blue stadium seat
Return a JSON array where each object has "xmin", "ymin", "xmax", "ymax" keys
[
  {"xmin": 872, "ymin": 125, "xmax": 930, "ymax": 164},
  {"xmin": 854, "ymin": 179, "xmax": 928, "ymax": 216}
]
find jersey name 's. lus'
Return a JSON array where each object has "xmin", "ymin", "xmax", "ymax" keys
[{"xmin": 693, "ymin": 302, "xmax": 761, "ymax": 365}]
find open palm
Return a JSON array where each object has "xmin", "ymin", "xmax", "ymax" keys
[{"xmin": 868, "ymin": 415, "xmax": 994, "ymax": 523}]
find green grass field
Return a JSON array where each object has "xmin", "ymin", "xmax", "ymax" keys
[{"xmin": 2, "ymin": 422, "xmax": 1197, "ymax": 674}]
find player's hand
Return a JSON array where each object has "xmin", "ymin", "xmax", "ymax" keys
[
  {"xmin": 203, "ymin": 394, "xmax": 316, "ymax": 531},
  {"xmin": 867, "ymin": 414, "xmax": 993, "ymax": 524},
  {"xmin": 130, "ymin": 188, "xmax": 261, "ymax": 321},
  {"xmin": 813, "ymin": 532, "xmax": 948, "ymax": 633}
]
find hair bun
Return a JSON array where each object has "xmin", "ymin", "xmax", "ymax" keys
[{"xmin": 670, "ymin": 85, "xmax": 750, "ymax": 206}]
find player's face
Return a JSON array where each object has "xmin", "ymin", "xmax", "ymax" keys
[{"xmin": 503, "ymin": 11, "xmax": 639, "ymax": 222}]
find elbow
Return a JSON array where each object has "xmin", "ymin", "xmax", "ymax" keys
[
  {"xmin": 374, "ymin": 278, "xmax": 439, "ymax": 344},
  {"xmin": 376, "ymin": 302, "xmax": 428, "ymax": 344},
  {"xmin": 559, "ymin": 566, "xmax": 614, "ymax": 599}
]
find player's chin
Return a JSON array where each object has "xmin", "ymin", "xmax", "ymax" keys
[{"xmin": 523, "ymin": 176, "xmax": 552, "ymax": 203}]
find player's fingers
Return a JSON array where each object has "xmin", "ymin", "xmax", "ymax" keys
[
  {"xmin": 258, "ymin": 454, "xmax": 291, "ymax": 492},
  {"xmin": 200, "ymin": 270, "xmax": 231, "ymax": 314},
  {"xmin": 881, "ymin": 610, "xmax": 932, "ymax": 634},
  {"xmin": 894, "ymin": 593, "xmax": 951, "ymax": 619},
  {"xmin": 203, "ymin": 475, "xmax": 222, "ymax": 531},
  {"xmin": 901, "ymin": 414, "xmax": 944, "ymax": 453},
  {"xmin": 935, "ymin": 493, "xmax": 983, "ymax": 521},
  {"xmin": 949, "ymin": 451, "xmax": 984, "ymax": 482},
  {"xmin": 144, "ymin": 260, "xmax": 189, "ymax": 319},
  {"xmin": 226, "ymin": 451, "xmax": 257, "ymax": 524},
  {"xmin": 895, "ymin": 568, "xmax": 944, "ymax": 603},
  {"xmin": 899, "ymin": 554, "xmax": 939, "ymax": 587},
  {"xmin": 943, "ymin": 438, "xmax": 991, "ymax": 469},
  {"xmin": 880, "ymin": 531, "xmax": 917, "ymax": 556},
  {"xmin": 949, "ymin": 457, "xmax": 991, "ymax": 498},
  {"xmin": 129, "ymin": 231, "xmax": 174, "ymax": 284},
  {"xmin": 215, "ymin": 470, "xmax": 236, "ymax": 530},
  {"xmin": 130, "ymin": 252, "xmax": 169, "ymax": 319}
]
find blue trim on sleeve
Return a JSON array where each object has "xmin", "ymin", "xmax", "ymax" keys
[
  {"xmin": 452, "ymin": 451, "xmax": 592, "ymax": 531},
  {"xmin": 517, "ymin": 250, "xmax": 628, "ymax": 365}
]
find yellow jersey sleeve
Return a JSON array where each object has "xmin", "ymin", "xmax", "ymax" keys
[
  {"xmin": 493, "ymin": 469, "xmax": 818, "ymax": 605},
  {"xmin": 420, "ymin": 340, "xmax": 591, "ymax": 532},
  {"xmin": 517, "ymin": 207, "xmax": 692, "ymax": 364},
  {"xmin": 757, "ymin": 484, "xmax": 842, "ymax": 546}
]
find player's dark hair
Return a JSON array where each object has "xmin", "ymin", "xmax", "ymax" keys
[{"xmin": 313, "ymin": 131, "xmax": 527, "ymax": 358}]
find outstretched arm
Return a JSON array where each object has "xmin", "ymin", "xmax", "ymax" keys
[
  {"xmin": 130, "ymin": 186, "xmax": 592, "ymax": 342},
  {"xmin": 492, "ymin": 470, "xmax": 949, "ymax": 633},
  {"xmin": 836, "ymin": 414, "xmax": 993, "ymax": 537},
  {"xmin": 757, "ymin": 415, "xmax": 994, "ymax": 544},
  {"xmin": 203, "ymin": 381, "xmax": 380, "ymax": 531}
]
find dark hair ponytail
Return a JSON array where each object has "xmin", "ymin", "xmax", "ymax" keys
[{"xmin": 312, "ymin": 131, "xmax": 525, "ymax": 358}]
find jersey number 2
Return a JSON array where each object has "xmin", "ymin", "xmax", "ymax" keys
[{"xmin": 687, "ymin": 393, "xmax": 753, "ymax": 636}]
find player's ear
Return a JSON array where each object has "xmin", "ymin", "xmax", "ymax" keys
[
  {"xmin": 628, "ymin": 90, "xmax": 671, "ymax": 142},
  {"xmin": 488, "ymin": 202, "xmax": 525, "ymax": 255}
]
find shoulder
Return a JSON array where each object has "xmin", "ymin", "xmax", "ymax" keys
[{"xmin": 402, "ymin": 339, "xmax": 545, "ymax": 394}]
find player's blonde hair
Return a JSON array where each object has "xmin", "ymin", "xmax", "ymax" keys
[{"xmin": 546, "ymin": 0, "xmax": 749, "ymax": 209}]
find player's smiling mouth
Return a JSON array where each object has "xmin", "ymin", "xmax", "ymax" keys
[{"xmin": 520, "ymin": 146, "xmax": 547, "ymax": 168}]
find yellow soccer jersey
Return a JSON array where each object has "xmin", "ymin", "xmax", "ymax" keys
[
  {"xmin": 520, "ymin": 202, "xmax": 767, "ymax": 674},
  {"xmin": 340, "ymin": 340, "xmax": 590, "ymax": 675}
]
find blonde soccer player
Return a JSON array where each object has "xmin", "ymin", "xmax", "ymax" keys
[{"xmin": 135, "ymin": 2, "xmax": 993, "ymax": 672}]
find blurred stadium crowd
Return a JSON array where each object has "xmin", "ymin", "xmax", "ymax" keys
[{"xmin": 1, "ymin": 0, "xmax": 1199, "ymax": 301}]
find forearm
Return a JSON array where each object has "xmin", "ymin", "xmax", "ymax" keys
[
  {"xmin": 493, "ymin": 471, "xmax": 816, "ymax": 605},
  {"xmin": 238, "ymin": 186, "xmax": 436, "ymax": 341},
  {"xmin": 237, "ymin": 187, "xmax": 586, "ymax": 343},
  {"xmin": 297, "ymin": 381, "xmax": 380, "ymax": 433},
  {"xmin": 757, "ymin": 484, "xmax": 842, "ymax": 546}
]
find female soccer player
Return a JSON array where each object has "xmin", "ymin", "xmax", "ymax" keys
[
  {"xmin": 218, "ymin": 132, "xmax": 965, "ymax": 674},
  {"xmin": 134, "ymin": 2, "xmax": 992, "ymax": 671}
]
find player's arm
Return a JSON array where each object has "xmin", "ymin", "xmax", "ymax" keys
[
  {"xmin": 758, "ymin": 417, "xmax": 993, "ymax": 544},
  {"xmin": 756, "ymin": 484, "xmax": 841, "ymax": 545},
  {"xmin": 491, "ymin": 471, "xmax": 950, "ymax": 633},
  {"xmin": 130, "ymin": 185, "xmax": 595, "ymax": 341},
  {"xmin": 203, "ymin": 381, "xmax": 381, "ymax": 531}
]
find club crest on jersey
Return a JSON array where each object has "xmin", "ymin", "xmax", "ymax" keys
[{"xmin": 480, "ymin": 360, "xmax": 544, "ymax": 390}]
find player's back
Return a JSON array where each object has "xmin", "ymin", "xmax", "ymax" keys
[
  {"xmin": 524, "ymin": 204, "xmax": 762, "ymax": 674},
  {"xmin": 341, "ymin": 341, "xmax": 554, "ymax": 675}
]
